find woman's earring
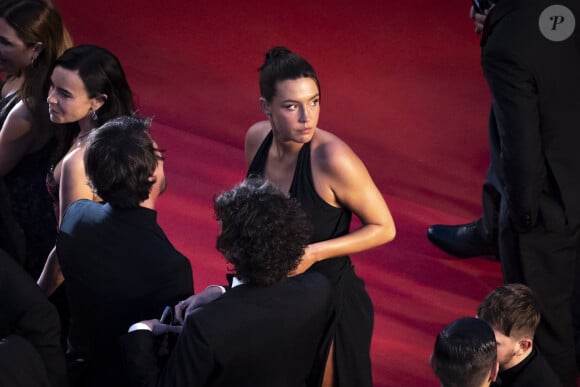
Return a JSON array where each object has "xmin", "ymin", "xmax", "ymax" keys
[
  {"xmin": 89, "ymin": 109, "xmax": 98, "ymax": 122},
  {"xmin": 31, "ymin": 55, "xmax": 38, "ymax": 68}
]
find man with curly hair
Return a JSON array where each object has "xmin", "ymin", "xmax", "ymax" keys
[{"xmin": 121, "ymin": 177, "xmax": 334, "ymax": 387}]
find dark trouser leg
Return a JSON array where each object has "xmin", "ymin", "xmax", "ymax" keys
[
  {"xmin": 500, "ymin": 214, "xmax": 579, "ymax": 387},
  {"xmin": 480, "ymin": 170, "xmax": 501, "ymax": 253}
]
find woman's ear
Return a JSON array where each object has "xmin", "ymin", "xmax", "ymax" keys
[
  {"xmin": 92, "ymin": 94, "xmax": 108, "ymax": 112},
  {"xmin": 33, "ymin": 42, "xmax": 45, "ymax": 54},
  {"xmin": 259, "ymin": 97, "xmax": 271, "ymax": 117},
  {"xmin": 31, "ymin": 42, "xmax": 45, "ymax": 63}
]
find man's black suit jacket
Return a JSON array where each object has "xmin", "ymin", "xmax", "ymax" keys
[
  {"xmin": 57, "ymin": 200, "xmax": 194, "ymax": 387},
  {"xmin": 121, "ymin": 271, "xmax": 334, "ymax": 387},
  {"xmin": 482, "ymin": 0, "xmax": 580, "ymax": 232}
]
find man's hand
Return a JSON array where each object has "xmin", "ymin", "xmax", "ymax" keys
[
  {"xmin": 138, "ymin": 319, "xmax": 182, "ymax": 336},
  {"xmin": 470, "ymin": 5, "xmax": 487, "ymax": 34},
  {"xmin": 174, "ymin": 286, "xmax": 226, "ymax": 324}
]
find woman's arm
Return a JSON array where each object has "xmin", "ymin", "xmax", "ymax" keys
[
  {"xmin": 0, "ymin": 102, "xmax": 35, "ymax": 176},
  {"xmin": 293, "ymin": 133, "xmax": 396, "ymax": 274},
  {"xmin": 38, "ymin": 146, "xmax": 94, "ymax": 294},
  {"xmin": 58, "ymin": 147, "xmax": 94, "ymax": 223},
  {"xmin": 37, "ymin": 246, "xmax": 64, "ymax": 296}
]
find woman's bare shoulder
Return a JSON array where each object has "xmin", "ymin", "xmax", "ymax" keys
[
  {"xmin": 311, "ymin": 129, "xmax": 356, "ymax": 168},
  {"xmin": 61, "ymin": 145, "xmax": 86, "ymax": 173},
  {"xmin": 3, "ymin": 101, "xmax": 34, "ymax": 133},
  {"xmin": 246, "ymin": 120, "xmax": 271, "ymax": 142},
  {"xmin": 245, "ymin": 120, "xmax": 271, "ymax": 163}
]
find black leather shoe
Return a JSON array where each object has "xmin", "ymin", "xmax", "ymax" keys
[{"xmin": 427, "ymin": 220, "xmax": 495, "ymax": 258}]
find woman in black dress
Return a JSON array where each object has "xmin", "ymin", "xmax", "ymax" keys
[
  {"xmin": 245, "ymin": 46, "xmax": 396, "ymax": 386},
  {"xmin": 0, "ymin": 0, "xmax": 71, "ymax": 277}
]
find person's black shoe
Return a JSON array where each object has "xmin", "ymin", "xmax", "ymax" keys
[{"xmin": 427, "ymin": 220, "xmax": 495, "ymax": 258}]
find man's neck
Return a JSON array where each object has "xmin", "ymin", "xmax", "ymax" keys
[
  {"xmin": 140, "ymin": 194, "xmax": 157, "ymax": 210},
  {"xmin": 502, "ymin": 346, "xmax": 533, "ymax": 371}
]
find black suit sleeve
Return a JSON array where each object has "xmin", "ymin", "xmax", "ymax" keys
[
  {"xmin": 159, "ymin": 316, "xmax": 214, "ymax": 387},
  {"xmin": 121, "ymin": 315, "xmax": 214, "ymax": 387},
  {"xmin": 120, "ymin": 330, "xmax": 160, "ymax": 387}
]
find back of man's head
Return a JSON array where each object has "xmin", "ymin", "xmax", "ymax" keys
[
  {"xmin": 214, "ymin": 177, "xmax": 312, "ymax": 286},
  {"xmin": 84, "ymin": 115, "xmax": 160, "ymax": 208},
  {"xmin": 477, "ymin": 284, "xmax": 540, "ymax": 339},
  {"xmin": 431, "ymin": 317, "xmax": 498, "ymax": 387}
]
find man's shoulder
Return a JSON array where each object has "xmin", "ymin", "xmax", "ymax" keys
[
  {"xmin": 522, "ymin": 348, "xmax": 562, "ymax": 386},
  {"xmin": 193, "ymin": 272, "xmax": 332, "ymax": 319},
  {"xmin": 62, "ymin": 199, "xmax": 102, "ymax": 215},
  {"xmin": 60, "ymin": 200, "xmax": 105, "ymax": 229},
  {"xmin": 497, "ymin": 347, "xmax": 562, "ymax": 387},
  {"xmin": 288, "ymin": 271, "xmax": 332, "ymax": 295}
]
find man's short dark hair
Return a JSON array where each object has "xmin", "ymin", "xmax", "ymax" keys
[
  {"xmin": 431, "ymin": 317, "xmax": 497, "ymax": 387},
  {"xmin": 214, "ymin": 177, "xmax": 312, "ymax": 286},
  {"xmin": 84, "ymin": 115, "xmax": 161, "ymax": 208},
  {"xmin": 477, "ymin": 283, "xmax": 541, "ymax": 339}
]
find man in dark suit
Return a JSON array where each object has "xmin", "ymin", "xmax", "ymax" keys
[
  {"xmin": 430, "ymin": 317, "xmax": 499, "ymax": 387},
  {"xmin": 121, "ymin": 177, "xmax": 334, "ymax": 387},
  {"xmin": 430, "ymin": 1, "xmax": 580, "ymax": 385},
  {"xmin": 478, "ymin": 284, "xmax": 561, "ymax": 386},
  {"xmin": 57, "ymin": 116, "xmax": 194, "ymax": 387},
  {"xmin": 0, "ymin": 248, "xmax": 67, "ymax": 387}
]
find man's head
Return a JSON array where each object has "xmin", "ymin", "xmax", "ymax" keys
[
  {"xmin": 431, "ymin": 317, "xmax": 498, "ymax": 387},
  {"xmin": 214, "ymin": 177, "xmax": 312, "ymax": 286},
  {"xmin": 84, "ymin": 115, "xmax": 165, "ymax": 208},
  {"xmin": 477, "ymin": 284, "xmax": 540, "ymax": 370}
]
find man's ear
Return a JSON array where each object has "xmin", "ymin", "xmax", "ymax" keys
[
  {"xmin": 489, "ymin": 360, "xmax": 499, "ymax": 382},
  {"xmin": 259, "ymin": 97, "xmax": 271, "ymax": 117},
  {"xmin": 516, "ymin": 337, "xmax": 532, "ymax": 355}
]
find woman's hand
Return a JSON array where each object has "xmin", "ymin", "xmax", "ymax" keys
[{"xmin": 289, "ymin": 245, "xmax": 316, "ymax": 276}]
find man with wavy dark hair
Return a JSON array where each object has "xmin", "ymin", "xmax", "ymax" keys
[
  {"xmin": 121, "ymin": 177, "xmax": 334, "ymax": 387},
  {"xmin": 57, "ymin": 116, "xmax": 193, "ymax": 387}
]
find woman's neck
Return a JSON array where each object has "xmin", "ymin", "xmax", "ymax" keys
[
  {"xmin": 1, "ymin": 75, "xmax": 24, "ymax": 98},
  {"xmin": 78, "ymin": 117, "xmax": 97, "ymax": 135}
]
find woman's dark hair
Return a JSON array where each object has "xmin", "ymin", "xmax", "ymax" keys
[
  {"xmin": 53, "ymin": 45, "xmax": 135, "ymax": 126},
  {"xmin": 0, "ymin": 0, "xmax": 71, "ymax": 118},
  {"xmin": 214, "ymin": 177, "xmax": 313, "ymax": 286},
  {"xmin": 258, "ymin": 46, "xmax": 320, "ymax": 102},
  {"xmin": 53, "ymin": 45, "xmax": 135, "ymax": 164},
  {"xmin": 84, "ymin": 115, "xmax": 159, "ymax": 208}
]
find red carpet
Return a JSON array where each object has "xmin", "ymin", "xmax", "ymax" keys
[{"xmin": 55, "ymin": 1, "xmax": 503, "ymax": 385}]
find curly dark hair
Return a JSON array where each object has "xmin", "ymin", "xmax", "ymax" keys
[
  {"xmin": 214, "ymin": 177, "xmax": 313, "ymax": 286},
  {"xmin": 84, "ymin": 115, "xmax": 161, "ymax": 208}
]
